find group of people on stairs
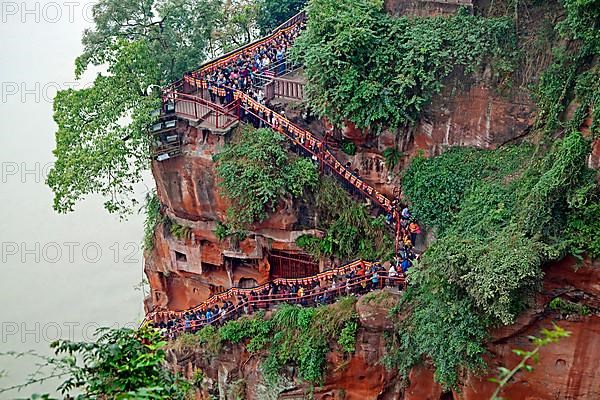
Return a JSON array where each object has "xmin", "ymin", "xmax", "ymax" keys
[
  {"xmin": 150, "ymin": 12, "xmax": 427, "ymax": 339},
  {"xmin": 149, "ymin": 259, "xmax": 407, "ymax": 339}
]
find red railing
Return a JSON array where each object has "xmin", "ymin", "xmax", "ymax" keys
[
  {"xmin": 158, "ymin": 272, "xmax": 405, "ymax": 337},
  {"xmin": 163, "ymin": 11, "xmax": 306, "ymax": 98},
  {"xmin": 146, "ymin": 9, "xmax": 412, "ymax": 333},
  {"xmin": 234, "ymin": 91, "xmax": 394, "ymax": 212},
  {"xmin": 146, "ymin": 259, "xmax": 369, "ymax": 323}
]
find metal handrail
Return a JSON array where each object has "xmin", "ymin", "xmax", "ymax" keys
[
  {"xmin": 162, "ymin": 10, "xmax": 306, "ymax": 97},
  {"xmin": 159, "ymin": 273, "xmax": 405, "ymax": 336}
]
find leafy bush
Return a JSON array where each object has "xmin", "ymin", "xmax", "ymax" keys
[
  {"xmin": 293, "ymin": 0, "xmax": 516, "ymax": 131},
  {"xmin": 296, "ymin": 177, "xmax": 394, "ymax": 261},
  {"xmin": 194, "ymin": 325, "xmax": 223, "ymax": 356},
  {"xmin": 214, "ymin": 221, "xmax": 231, "ymax": 241},
  {"xmin": 256, "ymin": 0, "xmax": 307, "ymax": 34},
  {"xmin": 7, "ymin": 327, "xmax": 191, "ymax": 398},
  {"xmin": 391, "ymin": 277, "xmax": 489, "ymax": 388},
  {"xmin": 214, "ymin": 126, "xmax": 319, "ymax": 229},
  {"xmin": 211, "ymin": 298, "xmax": 359, "ymax": 386},
  {"xmin": 402, "ymin": 145, "xmax": 534, "ymax": 234},
  {"xmin": 340, "ymin": 140, "xmax": 357, "ymax": 156},
  {"xmin": 382, "ymin": 147, "xmax": 403, "ymax": 170},
  {"xmin": 535, "ymin": 0, "xmax": 600, "ymax": 135},
  {"xmin": 338, "ymin": 320, "xmax": 358, "ymax": 353},
  {"xmin": 169, "ymin": 220, "xmax": 192, "ymax": 241},
  {"xmin": 143, "ymin": 191, "xmax": 164, "ymax": 251},
  {"xmin": 549, "ymin": 297, "xmax": 591, "ymax": 317},
  {"xmin": 396, "ymin": 131, "xmax": 597, "ymax": 388}
]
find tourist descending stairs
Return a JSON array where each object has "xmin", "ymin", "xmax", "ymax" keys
[
  {"xmin": 145, "ymin": 10, "xmax": 418, "ymax": 333},
  {"xmin": 155, "ymin": 8, "xmax": 407, "ymax": 248},
  {"xmin": 146, "ymin": 260, "xmax": 405, "ymax": 339}
]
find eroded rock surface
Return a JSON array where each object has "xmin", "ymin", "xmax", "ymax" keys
[{"xmin": 165, "ymin": 260, "xmax": 599, "ymax": 400}]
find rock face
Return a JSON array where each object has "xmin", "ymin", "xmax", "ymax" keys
[
  {"xmin": 145, "ymin": 0, "xmax": 543, "ymax": 314},
  {"xmin": 148, "ymin": 2, "xmax": 598, "ymax": 397},
  {"xmin": 384, "ymin": 0, "xmax": 474, "ymax": 17},
  {"xmin": 165, "ymin": 259, "xmax": 599, "ymax": 400},
  {"xmin": 145, "ymin": 123, "xmax": 325, "ymax": 312}
]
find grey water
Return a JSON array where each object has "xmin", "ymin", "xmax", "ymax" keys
[{"xmin": 0, "ymin": 2, "xmax": 148, "ymax": 397}]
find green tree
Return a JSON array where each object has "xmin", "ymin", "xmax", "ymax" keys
[
  {"xmin": 292, "ymin": 0, "xmax": 516, "ymax": 132},
  {"xmin": 213, "ymin": 0, "xmax": 261, "ymax": 53},
  {"xmin": 256, "ymin": 0, "xmax": 307, "ymax": 34},
  {"xmin": 214, "ymin": 126, "xmax": 318, "ymax": 228},
  {"xmin": 0, "ymin": 327, "xmax": 191, "ymax": 399},
  {"xmin": 47, "ymin": 0, "xmax": 227, "ymax": 217}
]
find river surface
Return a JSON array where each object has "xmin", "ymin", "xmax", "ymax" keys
[{"xmin": 0, "ymin": 2, "xmax": 148, "ymax": 397}]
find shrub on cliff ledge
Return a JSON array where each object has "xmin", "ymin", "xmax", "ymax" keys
[
  {"xmin": 292, "ymin": 0, "xmax": 516, "ymax": 131},
  {"xmin": 199, "ymin": 297, "xmax": 359, "ymax": 386},
  {"xmin": 214, "ymin": 126, "xmax": 318, "ymax": 229},
  {"xmin": 394, "ymin": 130, "xmax": 598, "ymax": 389}
]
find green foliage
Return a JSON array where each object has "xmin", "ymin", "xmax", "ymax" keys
[
  {"xmin": 215, "ymin": 126, "xmax": 319, "ymax": 229},
  {"xmin": 390, "ymin": 275, "xmax": 489, "ymax": 389},
  {"xmin": 48, "ymin": 0, "xmax": 227, "ymax": 216},
  {"xmin": 191, "ymin": 369, "xmax": 205, "ymax": 388},
  {"xmin": 565, "ymin": 200, "xmax": 600, "ymax": 259},
  {"xmin": 170, "ymin": 325, "xmax": 223, "ymax": 357},
  {"xmin": 194, "ymin": 325, "xmax": 223, "ymax": 356},
  {"xmin": 549, "ymin": 297, "xmax": 591, "ymax": 317},
  {"xmin": 556, "ymin": 0, "xmax": 600, "ymax": 54},
  {"xmin": 169, "ymin": 220, "xmax": 192, "ymax": 241},
  {"xmin": 53, "ymin": 327, "xmax": 190, "ymax": 397},
  {"xmin": 214, "ymin": 298, "xmax": 358, "ymax": 386},
  {"xmin": 2, "ymin": 327, "xmax": 191, "ymax": 399},
  {"xmin": 382, "ymin": 147, "xmax": 403, "ymax": 171},
  {"xmin": 397, "ymin": 131, "xmax": 597, "ymax": 388},
  {"xmin": 219, "ymin": 312, "xmax": 271, "ymax": 352},
  {"xmin": 519, "ymin": 130, "xmax": 591, "ymax": 237},
  {"xmin": 143, "ymin": 191, "xmax": 164, "ymax": 251},
  {"xmin": 534, "ymin": 0, "xmax": 600, "ymax": 135},
  {"xmin": 490, "ymin": 324, "xmax": 570, "ymax": 400},
  {"xmin": 338, "ymin": 320, "xmax": 358, "ymax": 353},
  {"xmin": 214, "ymin": 221, "xmax": 231, "ymax": 241},
  {"xmin": 48, "ymin": 0, "xmax": 283, "ymax": 216},
  {"xmin": 340, "ymin": 140, "xmax": 357, "ymax": 156},
  {"xmin": 421, "ymin": 230, "xmax": 543, "ymax": 325},
  {"xmin": 256, "ymin": 0, "xmax": 307, "ymax": 34},
  {"xmin": 296, "ymin": 177, "xmax": 394, "ymax": 261},
  {"xmin": 402, "ymin": 145, "xmax": 535, "ymax": 234},
  {"xmin": 293, "ymin": 0, "xmax": 516, "ymax": 131},
  {"xmin": 48, "ymin": 39, "xmax": 161, "ymax": 216}
]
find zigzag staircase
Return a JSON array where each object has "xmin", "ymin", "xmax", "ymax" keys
[{"xmin": 146, "ymin": 10, "xmax": 407, "ymax": 328}]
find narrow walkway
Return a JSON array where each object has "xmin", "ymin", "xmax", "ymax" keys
[
  {"xmin": 149, "ymin": 260, "xmax": 405, "ymax": 339},
  {"xmin": 147, "ymin": 11, "xmax": 419, "ymax": 335}
]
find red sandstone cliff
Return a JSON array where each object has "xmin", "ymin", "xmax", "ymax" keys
[
  {"xmin": 165, "ymin": 257, "xmax": 599, "ymax": 400},
  {"xmin": 147, "ymin": 3, "xmax": 600, "ymax": 396}
]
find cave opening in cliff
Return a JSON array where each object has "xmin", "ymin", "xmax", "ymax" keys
[
  {"xmin": 174, "ymin": 250, "xmax": 187, "ymax": 263},
  {"xmin": 238, "ymin": 277, "xmax": 259, "ymax": 288},
  {"xmin": 440, "ymin": 392, "xmax": 454, "ymax": 400}
]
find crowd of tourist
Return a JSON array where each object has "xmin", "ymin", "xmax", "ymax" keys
[
  {"xmin": 150, "ymin": 259, "xmax": 409, "ymax": 339},
  {"xmin": 150, "ymin": 14, "xmax": 427, "ymax": 341},
  {"xmin": 187, "ymin": 20, "xmax": 305, "ymax": 106}
]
